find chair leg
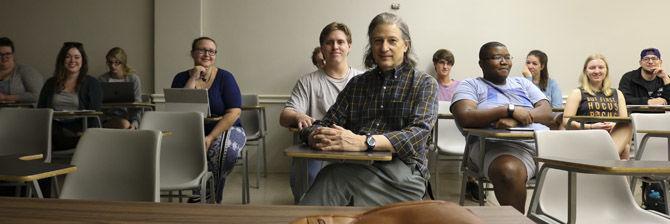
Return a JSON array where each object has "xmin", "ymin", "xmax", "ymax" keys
[
  {"xmin": 254, "ymin": 144, "xmax": 260, "ymax": 189},
  {"xmin": 262, "ymin": 138, "xmax": 267, "ymax": 177},
  {"xmin": 663, "ymin": 180, "xmax": 670, "ymax": 215},
  {"xmin": 242, "ymin": 148, "xmax": 250, "ymax": 204},
  {"xmin": 458, "ymin": 174, "xmax": 468, "ymax": 205},
  {"xmin": 477, "ymin": 178, "xmax": 485, "ymax": 206},
  {"xmin": 178, "ymin": 190, "xmax": 183, "ymax": 203},
  {"xmin": 168, "ymin": 191, "xmax": 173, "ymax": 202},
  {"xmin": 51, "ymin": 176, "xmax": 60, "ymax": 198},
  {"xmin": 434, "ymin": 155, "xmax": 440, "ymax": 198}
]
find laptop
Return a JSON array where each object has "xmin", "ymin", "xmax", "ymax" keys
[
  {"xmin": 163, "ymin": 88, "xmax": 210, "ymax": 117},
  {"xmin": 101, "ymin": 82, "xmax": 135, "ymax": 103}
]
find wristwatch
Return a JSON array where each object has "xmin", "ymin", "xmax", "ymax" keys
[
  {"xmin": 507, "ymin": 104, "xmax": 515, "ymax": 117},
  {"xmin": 365, "ymin": 133, "xmax": 376, "ymax": 152}
]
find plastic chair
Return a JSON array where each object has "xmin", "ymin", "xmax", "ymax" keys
[
  {"xmin": 630, "ymin": 113, "xmax": 670, "ymax": 213},
  {"xmin": 0, "ymin": 108, "xmax": 54, "ymax": 197},
  {"xmin": 529, "ymin": 130, "xmax": 670, "ymax": 224},
  {"xmin": 60, "ymin": 128, "xmax": 161, "ymax": 202},
  {"xmin": 140, "ymin": 111, "xmax": 214, "ymax": 203},
  {"xmin": 240, "ymin": 94, "xmax": 267, "ymax": 190},
  {"xmin": 431, "ymin": 101, "xmax": 467, "ymax": 197}
]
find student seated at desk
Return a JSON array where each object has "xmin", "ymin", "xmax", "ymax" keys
[
  {"xmin": 433, "ymin": 49, "xmax": 460, "ymax": 102},
  {"xmin": 0, "ymin": 37, "xmax": 44, "ymax": 103},
  {"xmin": 298, "ymin": 12, "xmax": 437, "ymax": 206},
  {"xmin": 450, "ymin": 41, "xmax": 553, "ymax": 213},
  {"xmin": 521, "ymin": 50, "xmax": 563, "ymax": 108},
  {"xmin": 38, "ymin": 42, "xmax": 102, "ymax": 151},
  {"xmin": 280, "ymin": 22, "xmax": 363, "ymax": 203},
  {"xmin": 562, "ymin": 54, "xmax": 632, "ymax": 159},
  {"xmin": 98, "ymin": 47, "xmax": 142, "ymax": 129},
  {"xmin": 618, "ymin": 48, "xmax": 670, "ymax": 106},
  {"xmin": 171, "ymin": 36, "xmax": 246, "ymax": 203}
]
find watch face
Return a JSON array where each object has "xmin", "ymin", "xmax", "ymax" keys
[{"xmin": 366, "ymin": 135, "xmax": 376, "ymax": 147}]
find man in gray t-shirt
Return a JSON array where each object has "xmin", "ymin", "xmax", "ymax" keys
[
  {"xmin": 279, "ymin": 22, "xmax": 363, "ymax": 203},
  {"xmin": 451, "ymin": 42, "xmax": 552, "ymax": 213}
]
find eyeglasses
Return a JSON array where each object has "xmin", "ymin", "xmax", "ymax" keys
[
  {"xmin": 193, "ymin": 48, "xmax": 217, "ymax": 56},
  {"xmin": 0, "ymin": 52, "xmax": 13, "ymax": 58},
  {"xmin": 641, "ymin": 56, "xmax": 660, "ymax": 62},
  {"xmin": 63, "ymin": 42, "xmax": 83, "ymax": 48},
  {"xmin": 487, "ymin": 55, "xmax": 513, "ymax": 62}
]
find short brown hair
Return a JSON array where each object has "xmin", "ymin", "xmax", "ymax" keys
[
  {"xmin": 432, "ymin": 49, "xmax": 454, "ymax": 65},
  {"xmin": 319, "ymin": 22, "xmax": 352, "ymax": 45}
]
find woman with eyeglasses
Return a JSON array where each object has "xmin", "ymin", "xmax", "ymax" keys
[
  {"xmin": 171, "ymin": 36, "xmax": 246, "ymax": 203},
  {"xmin": 0, "ymin": 37, "xmax": 44, "ymax": 103},
  {"xmin": 521, "ymin": 50, "xmax": 562, "ymax": 108},
  {"xmin": 38, "ymin": 42, "xmax": 102, "ymax": 151},
  {"xmin": 98, "ymin": 47, "xmax": 142, "ymax": 129},
  {"xmin": 562, "ymin": 54, "xmax": 632, "ymax": 159}
]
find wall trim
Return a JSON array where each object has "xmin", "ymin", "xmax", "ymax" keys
[{"xmin": 151, "ymin": 94, "xmax": 289, "ymax": 104}]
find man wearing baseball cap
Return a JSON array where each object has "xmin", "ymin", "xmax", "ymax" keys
[{"xmin": 619, "ymin": 48, "xmax": 670, "ymax": 105}]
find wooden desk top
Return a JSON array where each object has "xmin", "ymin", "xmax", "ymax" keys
[
  {"xmin": 0, "ymin": 101, "xmax": 34, "ymax": 108},
  {"xmin": 627, "ymin": 105, "xmax": 670, "ymax": 112},
  {"xmin": 438, "ymin": 113, "xmax": 454, "ymax": 119},
  {"xmin": 0, "ymin": 197, "xmax": 532, "ymax": 224},
  {"xmin": 636, "ymin": 129, "xmax": 670, "ymax": 136},
  {"xmin": 563, "ymin": 115, "xmax": 631, "ymax": 123},
  {"xmin": 285, "ymin": 144, "xmax": 392, "ymax": 161},
  {"xmin": 53, "ymin": 110, "xmax": 104, "ymax": 117},
  {"xmin": 241, "ymin": 105, "xmax": 265, "ymax": 110},
  {"xmin": 101, "ymin": 102, "xmax": 156, "ymax": 108},
  {"xmin": 537, "ymin": 156, "xmax": 670, "ymax": 176},
  {"xmin": 0, "ymin": 156, "xmax": 76, "ymax": 182},
  {"xmin": 462, "ymin": 128, "xmax": 535, "ymax": 139}
]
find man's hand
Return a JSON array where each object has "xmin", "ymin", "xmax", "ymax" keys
[
  {"xmin": 310, "ymin": 125, "xmax": 366, "ymax": 151},
  {"xmin": 511, "ymin": 107, "xmax": 533, "ymax": 126},
  {"xmin": 648, "ymin": 97, "xmax": 668, "ymax": 105},
  {"xmin": 653, "ymin": 67, "xmax": 670, "ymax": 85},
  {"xmin": 495, "ymin": 118, "xmax": 519, "ymax": 129},
  {"xmin": 296, "ymin": 114, "xmax": 315, "ymax": 130},
  {"xmin": 204, "ymin": 135, "xmax": 214, "ymax": 151}
]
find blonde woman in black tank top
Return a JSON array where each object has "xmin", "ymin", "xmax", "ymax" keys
[{"xmin": 562, "ymin": 54, "xmax": 632, "ymax": 159}]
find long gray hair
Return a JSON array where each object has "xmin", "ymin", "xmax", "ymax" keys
[{"xmin": 363, "ymin": 12, "xmax": 417, "ymax": 69}]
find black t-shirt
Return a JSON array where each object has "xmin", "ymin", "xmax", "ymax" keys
[{"xmin": 640, "ymin": 78, "xmax": 665, "ymax": 99}]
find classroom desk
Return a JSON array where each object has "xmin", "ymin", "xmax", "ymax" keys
[
  {"xmin": 284, "ymin": 144, "xmax": 393, "ymax": 203},
  {"xmin": 529, "ymin": 156, "xmax": 670, "ymax": 224},
  {"xmin": 0, "ymin": 197, "xmax": 533, "ymax": 224},
  {"xmin": 0, "ymin": 101, "xmax": 34, "ymax": 108},
  {"xmin": 563, "ymin": 115, "xmax": 631, "ymax": 130},
  {"xmin": 53, "ymin": 110, "xmax": 104, "ymax": 128},
  {"xmin": 0, "ymin": 154, "xmax": 76, "ymax": 198},
  {"xmin": 101, "ymin": 102, "xmax": 156, "ymax": 111},
  {"xmin": 627, "ymin": 105, "xmax": 670, "ymax": 113},
  {"xmin": 459, "ymin": 128, "xmax": 536, "ymax": 206}
]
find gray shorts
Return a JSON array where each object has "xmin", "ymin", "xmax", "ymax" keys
[{"xmin": 467, "ymin": 138, "xmax": 537, "ymax": 181}]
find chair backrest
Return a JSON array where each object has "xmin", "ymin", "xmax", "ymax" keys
[
  {"xmin": 534, "ymin": 130, "xmax": 650, "ymax": 223},
  {"xmin": 60, "ymin": 128, "xmax": 161, "ymax": 202},
  {"xmin": 139, "ymin": 111, "xmax": 206, "ymax": 190},
  {"xmin": 435, "ymin": 101, "xmax": 466, "ymax": 155},
  {"xmin": 240, "ymin": 94, "xmax": 264, "ymax": 140},
  {"xmin": 0, "ymin": 108, "xmax": 53, "ymax": 162},
  {"xmin": 631, "ymin": 113, "xmax": 670, "ymax": 161}
]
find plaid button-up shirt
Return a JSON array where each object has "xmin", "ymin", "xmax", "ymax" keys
[{"xmin": 308, "ymin": 65, "xmax": 438, "ymax": 177}]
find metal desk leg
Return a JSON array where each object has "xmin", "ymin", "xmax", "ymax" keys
[
  {"xmin": 568, "ymin": 171, "xmax": 577, "ymax": 224},
  {"xmin": 31, "ymin": 180, "xmax": 44, "ymax": 198}
]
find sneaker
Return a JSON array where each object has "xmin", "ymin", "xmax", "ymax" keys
[
  {"xmin": 466, "ymin": 181, "xmax": 486, "ymax": 201},
  {"xmin": 642, "ymin": 182, "xmax": 666, "ymax": 214}
]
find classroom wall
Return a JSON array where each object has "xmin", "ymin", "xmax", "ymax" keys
[{"xmin": 2, "ymin": 0, "xmax": 670, "ymax": 173}]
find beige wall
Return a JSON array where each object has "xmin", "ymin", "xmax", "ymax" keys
[
  {"xmin": 0, "ymin": 0, "xmax": 154, "ymax": 93},
  {"xmin": 2, "ymin": 0, "xmax": 670, "ymax": 173}
]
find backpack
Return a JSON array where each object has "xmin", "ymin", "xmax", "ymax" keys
[{"xmin": 641, "ymin": 182, "xmax": 667, "ymax": 214}]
